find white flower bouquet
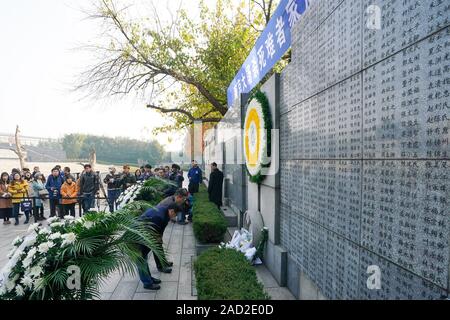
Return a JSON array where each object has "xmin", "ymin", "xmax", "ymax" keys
[{"xmin": 0, "ymin": 210, "xmax": 165, "ymax": 300}]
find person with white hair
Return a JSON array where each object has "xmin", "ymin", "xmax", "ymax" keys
[{"xmin": 103, "ymin": 166, "xmax": 121, "ymax": 212}]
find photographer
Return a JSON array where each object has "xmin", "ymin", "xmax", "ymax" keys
[{"xmin": 120, "ymin": 165, "xmax": 137, "ymax": 191}]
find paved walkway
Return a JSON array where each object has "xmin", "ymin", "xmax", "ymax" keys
[
  {"xmin": 99, "ymin": 221, "xmax": 196, "ymax": 300},
  {"xmin": 0, "ymin": 212, "xmax": 294, "ymax": 300}
]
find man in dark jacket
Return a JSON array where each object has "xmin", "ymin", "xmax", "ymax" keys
[
  {"xmin": 78, "ymin": 164, "xmax": 99, "ymax": 213},
  {"xmin": 142, "ymin": 164, "xmax": 154, "ymax": 181},
  {"xmin": 138, "ymin": 203, "xmax": 179, "ymax": 290},
  {"xmin": 45, "ymin": 168, "xmax": 64, "ymax": 217},
  {"xmin": 103, "ymin": 166, "xmax": 121, "ymax": 212},
  {"xmin": 208, "ymin": 162, "xmax": 224, "ymax": 209},
  {"xmin": 187, "ymin": 160, "xmax": 202, "ymax": 194},
  {"xmin": 169, "ymin": 164, "xmax": 184, "ymax": 188},
  {"xmin": 159, "ymin": 188, "xmax": 189, "ymax": 225},
  {"xmin": 120, "ymin": 165, "xmax": 137, "ymax": 191}
]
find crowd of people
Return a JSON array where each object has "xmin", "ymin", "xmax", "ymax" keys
[{"xmin": 0, "ymin": 162, "xmax": 187, "ymax": 226}]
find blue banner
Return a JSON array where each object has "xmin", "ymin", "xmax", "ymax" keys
[{"xmin": 227, "ymin": 0, "xmax": 310, "ymax": 107}]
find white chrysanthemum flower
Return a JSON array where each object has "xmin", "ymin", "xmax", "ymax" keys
[
  {"xmin": 22, "ymin": 237, "xmax": 36, "ymax": 249},
  {"xmin": 29, "ymin": 266, "xmax": 43, "ymax": 278},
  {"xmin": 26, "ymin": 248, "xmax": 37, "ymax": 259},
  {"xmin": 12, "ymin": 249, "xmax": 24, "ymax": 261},
  {"xmin": 15, "ymin": 284, "xmax": 25, "ymax": 296},
  {"xmin": 61, "ymin": 233, "xmax": 76, "ymax": 247},
  {"xmin": 38, "ymin": 228, "xmax": 50, "ymax": 235},
  {"xmin": 50, "ymin": 222, "xmax": 64, "ymax": 228},
  {"xmin": 37, "ymin": 242, "xmax": 52, "ymax": 254},
  {"xmin": 49, "ymin": 232, "xmax": 62, "ymax": 240},
  {"xmin": 27, "ymin": 223, "xmax": 40, "ymax": 233},
  {"xmin": 5, "ymin": 281, "xmax": 15, "ymax": 292},
  {"xmin": 64, "ymin": 215, "xmax": 75, "ymax": 220},
  {"xmin": 5, "ymin": 275, "xmax": 19, "ymax": 292},
  {"xmin": 21, "ymin": 275, "xmax": 34, "ymax": 289},
  {"xmin": 83, "ymin": 221, "xmax": 94, "ymax": 229},
  {"xmin": 12, "ymin": 236, "xmax": 23, "ymax": 247},
  {"xmin": 36, "ymin": 258, "xmax": 46, "ymax": 267},
  {"xmin": 22, "ymin": 256, "xmax": 33, "ymax": 269},
  {"xmin": 46, "ymin": 217, "xmax": 59, "ymax": 224}
]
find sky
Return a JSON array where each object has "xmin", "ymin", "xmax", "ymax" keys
[{"xmin": 0, "ymin": 0, "xmax": 195, "ymax": 151}]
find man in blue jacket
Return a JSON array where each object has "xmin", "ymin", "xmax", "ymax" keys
[
  {"xmin": 187, "ymin": 160, "xmax": 202, "ymax": 194},
  {"xmin": 138, "ymin": 203, "xmax": 179, "ymax": 290},
  {"xmin": 45, "ymin": 168, "xmax": 63, "ymax": 217}
]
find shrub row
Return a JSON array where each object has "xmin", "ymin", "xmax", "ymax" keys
[
  {"xmin": 194, "ymin": 248, "xmax": 269, "ymax": 300},
  {"xmin": 192, "ymin": 185, "xmax": 227, "ymax": 244}
]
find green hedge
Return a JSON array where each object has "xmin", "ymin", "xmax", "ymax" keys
[
  {"xmin": 192, "ymin": 185, "xmax": 227, "ymax": 244},
  {"xmin": 194, "ymin": 248, "xmax": 269, "ymax": 300}
]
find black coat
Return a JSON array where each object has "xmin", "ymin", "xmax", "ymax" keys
[{"xmin": 208, "ymin": 169, "xmax": 224, "ymax": 207}]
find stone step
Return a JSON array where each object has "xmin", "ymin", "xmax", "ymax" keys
[{"xmin": 220, "ymin": 206, "xmax": 238, "ymax": 228}]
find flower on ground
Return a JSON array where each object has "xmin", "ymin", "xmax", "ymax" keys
[
  {"xmin": 22, "ymin": 236, "xmax": 37, "ymax": 249},
  {"xmin": 27, "ymin": 223, "xmax": 40, "ymax": 233},
  {"xmin": 28, "ymin": 266, "xmax": 43, "ymax": 278},
  {"xmin": 38, "ymin": 242, "xmax": 54, "ymax": 254},
  {"xmin": 61, "ymin": 233, "xmax": 76, "ymax": 247},
  {"xmin": 46, "ymin": 217, "xmax": 59, "ymax": 224},
  {"xmin": 38, "ymin": 229, "xmax": 50, "ymax": 235},
  {"xmin": 50, "ymin": 222, "xmax": 64, "ymax": 229},
  {"xmin": 20, "ymin": 275, "xmax": 33, "ymax": 289},
  {"xmin": 49, "ymin": 232, "xmax": 62, "ymax": 240},
  {"xmin": 15, "ymin": 285, "xmax": 25, "ymax": 296},
  {"xmin": 83, "ymin": 221, "xmax": 94, "ymax": 229},
  {"xmin": 64, "ymin": 215, "xmax": 75, "ymax": 221}
]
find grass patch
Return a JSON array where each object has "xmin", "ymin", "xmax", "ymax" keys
[
  {"xmin": 192, "ymin": 185, "xmax": 227, "ymax": 244},
  {"xmin": 194, "ymin": 248, "xmax": 269, "ymax": 300}
]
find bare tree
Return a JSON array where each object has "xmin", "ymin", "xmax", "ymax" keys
[
  {"xmin": 10, "ymin": 125, "xmax": 26, "ymax": 170},
  {"xmin": 89, "ymin": 146, "xmax": 97, "ymax": 170}
]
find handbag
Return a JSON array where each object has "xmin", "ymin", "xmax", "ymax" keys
[
  {"xmin": 20, "ymin": 190, "xmax": 33, "ymax": 212},
  {"xmin": 38, "ymin": 189, "xmax": 49, "ymax": 199}
]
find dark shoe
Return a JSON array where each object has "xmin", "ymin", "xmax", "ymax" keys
[
  {"xmin": 167, "ymin": 261, "xmax": 174, "ymax": 267},
  {"xmin": 14, "ymin": 221, "xmax": 19, "ymax": 226},
  {"xmin": 143, "ymin": 283, "xmax": 160, "ymax": 291},
  {"xmin": 41, "ymin": 216, "xmax": 47, "ymax": 220},
  {"xmin": 158, "ymin": 267, "xmax": 172, "ymax": 274},
  {"xmin": 151, "ymin": 277, "xmax": 161, "ymax": 284},
  {"xmin": 24, "ymin": 220, "xmax": 29, "ymax": 225}
]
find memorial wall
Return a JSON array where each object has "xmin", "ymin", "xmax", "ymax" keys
[{"xmin": 279, "ymin": 0, "xmax": 449, "ymax": 299}]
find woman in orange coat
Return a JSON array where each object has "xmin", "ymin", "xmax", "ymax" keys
[{"xmin": 60, "ymin": 175, "xmax": 79, "ymax": 218}]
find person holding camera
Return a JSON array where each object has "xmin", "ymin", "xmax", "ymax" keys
[{"xmin": 104, "ymin": 166, "xmax": 121, "ymax": 212}]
